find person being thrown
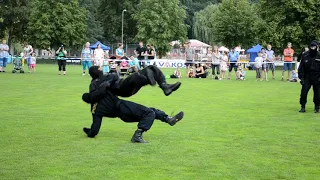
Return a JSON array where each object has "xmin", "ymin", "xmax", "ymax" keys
[
  {"xmin": 89, "ymin": 65, "xmax": 181, "ymax": 98},
  {"xmin": 82, "ymin": 69, "xmax": 184, "ymax": 143}
]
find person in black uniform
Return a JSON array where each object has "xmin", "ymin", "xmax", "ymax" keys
[
  {"xmin": 89, "ymin": 65, "xmax": 181, "ymax": 97},
  {"xmin": 82, "ymin": 75, "xmax": 184, "ymax": 143},
  {"xmin": 298, "ymin": 40, "xmax": 320, "ymax": 113}
]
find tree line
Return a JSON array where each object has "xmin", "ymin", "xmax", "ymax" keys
[{"xmin": 1, "ymin": 0, "xmax": 319, "ymax": 56}]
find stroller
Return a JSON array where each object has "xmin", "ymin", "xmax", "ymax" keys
[{"xmin": 12, "ymin": 56, "xmax": 25, "ymax": 73}]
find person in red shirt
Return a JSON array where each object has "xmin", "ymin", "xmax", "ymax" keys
[{"xmin": 282, "ymin": 42, "xmax": 294, "ymax": 81}]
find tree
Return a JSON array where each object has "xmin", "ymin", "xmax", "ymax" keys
[
  {"xmin": 27, "ymin": 0, "xmax": 88, "ymax": 49},
  {"xmin": 98, "ymin": 0, "xmax": 139, "ymax": 44},
  {"xmin": 193, "ymin": 4, "xmax": 218, "ymax": 44},
  {"xmin": 0, "ymin": 0, "xmax": 29, "ymax": 45},
  {"xmin": 180, "ymin": 0, "xmax": 221, "ymax": 39},
  {"xmin": 193, "ymin": 0, "xmax": 260, "ymax": 48},
  {"xmin": 79, "ymin": 0, "xmax": 104, "ymax": 43},
  {"xmin": 134, "ymin": 0, "xmax": 187, "ymax": 58},
  {"xmin": 259, "ymin": 0, "xmax": 320, "ymax": 52}
]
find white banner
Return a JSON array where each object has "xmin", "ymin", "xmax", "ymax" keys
[{"xmin": 151, "ymin": 59, "xmax": 187, "ymax": 68}]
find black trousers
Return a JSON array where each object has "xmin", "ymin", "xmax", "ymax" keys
[
  {"xmin": 117, "ymin": 65, "xmax": 166, "ymax": 97},
  {"xmin": 58, "ymin": 60, "xmax": 66, "ymax": 71},
  {"xmin": 86, "ymin": 100, "xmax": 168, "ymax": 138},
  {"xmin": 300, "ymin": 78, "xmax": 320, "ymax": 106},
  {"xmin": 212, "ymin": 65, "xmax": 220, "ymax": 75}
]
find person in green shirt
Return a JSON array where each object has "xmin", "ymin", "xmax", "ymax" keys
[{"xmin": 56, "ymin": 45, "xmax": 67, "ymax": 75}]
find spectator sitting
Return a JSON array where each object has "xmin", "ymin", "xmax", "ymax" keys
[
  {"xmin": 194, "ymin": 63, "xmax": 207, "ymax": 78},
  {"xmin": 120, "ymin": 60, "xmax": 129, "ymax": 68},
  {"xmin": 129, "ymin": 56, "xmax": 140, "ymax": 68},
  {"xmin": 188, "ymin": 68, "xmax": 194, "ymax": 78},
  {"xmin": 289, "ymin": 70, "xmax": 298, "ymax": 82},
  {"xmin": 237, "ymin": 67, "xmax": 246, "ymax": 81},
  {"xmin": 170, "ymin": 67, "xmax": 182, "ymax": 78}
]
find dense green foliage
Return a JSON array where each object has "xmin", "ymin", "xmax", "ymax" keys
[
  {"xmin": 134, "ymin": 0, "xmax": 187, "ymax": 58},
  {"xmin": 1, "ymin": 0, "xmax": 320, "ymax": 53},
  {"xmin": 27, "ymin": 0, "xmax": 87, "ymax": 49}
]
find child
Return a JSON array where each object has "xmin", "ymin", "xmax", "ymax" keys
[
  {"xmin": 29, "ymin": 53, "xmax": 36, "ymax": 73},
  {"xmin": 255, "ymin": 52, "xmax": 263, "ymax": 81},
  {"xmin": 170, "ymin": 67, "xmax": 182, "ymax": 78},
  {"xmin": 237, "ymin": 67, "xmax": 246, "ymax": 80},
  {"xmin": 188, "ymin": 68, "xmax": 194, "ymax": 78},
  {"xmin": 220, "ymin": 52, "xmax": 228, "ymax": 79},
  {"xmin": 103, "ymin": 59, "xmax": 110, "ymax": 74},
  {"xmin": 289, "ymin": 70, "xmax": 298, "ymax": 82}
]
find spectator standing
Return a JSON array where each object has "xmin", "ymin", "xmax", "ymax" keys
[
  {"xmin": 220, "ymin": 52, "xmax": 228, "ymax": 79},
  {"xmin": 265, "ymin": 44, "xmax": 276, "ymax": 80},
  {"xmin": 185, "ymin": 41, "xmax": 195, "ymax": 76},
  {"xmin": 282, "ymin": 42, "xmax": 294, "ymax": 81},
  {"xmin": 146, "ymin": 44, "xmax": 155, "ymax": 67},
  {"xmin": 0, "ymin": 39, "xmax": 9, "ymax": 72},
  {"xmin": 261, "ymin": 48, "xmax": 268, "ymax": 81},
  {"xmin": 255, "ymin": 52, "xmax": 263, "ymax": 81},
  {"xmin": 94, "ymin": 44, "xmax": 104, "ymax": 67},
  {"xmin": 135, "ymin": 41, "xmax": 146, "ymax": 68},
  {"xmin": 116, "ymin": 43, "xmax": 125, "ymax": 59},
  {"xmin": 30, "ymin": 53, "xmax": 37, "ymax": 73},
  {"xmin": 81, "ymin": 42, "xmax": 93, "ymax": 76},
  {"xmin": 56, "ymin": 45, "xmax": 67, "ymax": 75},
  {"xmin": 228, "ymin": 47, "xmax": 240, "ymax": 80},
  {"xmin": 23, "ymin": 42, "xmax": 33, "ymax": 73},
  {"xmin": 211, "ymin": 46, "xmax": 221, "ymax": 80}
]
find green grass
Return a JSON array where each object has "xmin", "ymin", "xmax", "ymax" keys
[{"xmin": 1, "ymin": 64, "xmax": 320, "ymax": 180}]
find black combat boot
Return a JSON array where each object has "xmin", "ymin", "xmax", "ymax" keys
[
  {"xmin": 131, "ymin": 129, "xmax": 148, "ymax": 143},
  {"xmin": 83, "ymin": 127, "xmax": 90, "ymax": 135},
  {"xmin": 161, "ymin": 82, "xmax": 181, "ymax": 96},
  {"xmin": 299, "ymin": 105, "xmax": 306, "ymax": 113},
  {"xmin": 314, "ymin": 106, "xmax": 320, "ymax": 113},
  {"xmin": 165, "ymin": 111, "xmax": 184, "ymax": 126}
]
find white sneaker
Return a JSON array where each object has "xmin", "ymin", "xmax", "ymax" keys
[{"xmin": 82, "ymin": 73, "xmax": 85, "ymax": 76}]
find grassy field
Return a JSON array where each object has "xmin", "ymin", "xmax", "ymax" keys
[{"xmin": 1, "ymin": 64, "xmax": 320, "ymax": 180}]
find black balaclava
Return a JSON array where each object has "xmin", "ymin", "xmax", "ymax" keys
[
  {"xmin": 309, "ymin": 40, "xmax": 318, "ymax": 57},
  {"xmin": 89, "ymin": 66, "xmax": 103, "ymax": 80},
  {"xmin": 82, "ymin": 93, "xmax": 91, "ymax": 104}
]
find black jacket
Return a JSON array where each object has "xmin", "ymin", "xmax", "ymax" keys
[
  {"xmin": 298, "ymin": 51, "xmax": 320, "ymax": 80},
  {"xmin": 89, "ymin": 78, "xmax": 120, "ymax": 117}
]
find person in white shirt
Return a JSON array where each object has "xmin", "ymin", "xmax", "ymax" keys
[
  {"xmin": 94, "ymin": 44, "xmax": 105, "ymax": 68},
  {"xmin": 211, "ymin": 46, "xmax": 221, "ymax": 80},
  {"xmin": 255, "ymin": 52, "xmax": 263, "ymax": 81},
  {"xmin": 220, "ymin": 52, "xmax": 228, "ymax": 79}
]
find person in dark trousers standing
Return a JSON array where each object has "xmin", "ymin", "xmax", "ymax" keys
[
  {"xmin": 56, "ymin": 45, "xmax": 67, "ymax": 75},
  {"xmin": 298, "ymin": 41, "xmax": 320, "ymax": 113},
  {"xmin": 82, "ymin": 75, "xmax": 184, "ymax": 143},
  {"xmin": 135, "ymin": 41, "xmax": 147, "ymax": 68},
  {"xmin": 89, "ymin": 65, "xmax": 181, "ymax": 97}
]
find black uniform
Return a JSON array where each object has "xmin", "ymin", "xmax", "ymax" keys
[
  {"xmin": 82, "ymin": 78, "xmax": 184, "ymax": 142},
  {"xmin": 90, "ymin": 65, "xmax": 181, "ymax": 97},
  {"xmin": 298, "ymin": 41, "xmax": 320, "ymax": 112}
]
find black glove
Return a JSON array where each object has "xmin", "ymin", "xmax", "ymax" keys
[{"xmin": 300, "ymin": 78, "xmax": 304, "ymax": 85}]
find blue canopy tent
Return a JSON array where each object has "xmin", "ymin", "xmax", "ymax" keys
[
  {"xmin": 246, "ymin": 44, "xmax": 262, "ymax": 62},
  {"xmin": 89, "ymin": 41, "xmax": 110, "ymax": 50}
]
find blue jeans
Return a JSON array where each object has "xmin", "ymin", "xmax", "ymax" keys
[
  {"xmin": 0, "ymin": 57, "xmax": 7, "ymax": 67},
  {"xmin": 82, "ymin": 61, "xmax": 92, "ymax": 71},
  {"xmin": 283, "ymin": 62, "xmax": 292, "ymax": 71}
]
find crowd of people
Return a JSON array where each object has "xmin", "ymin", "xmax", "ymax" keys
[{"xmin": 181, "ymin": 42, "xmax": 299, "ymax": 82}]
